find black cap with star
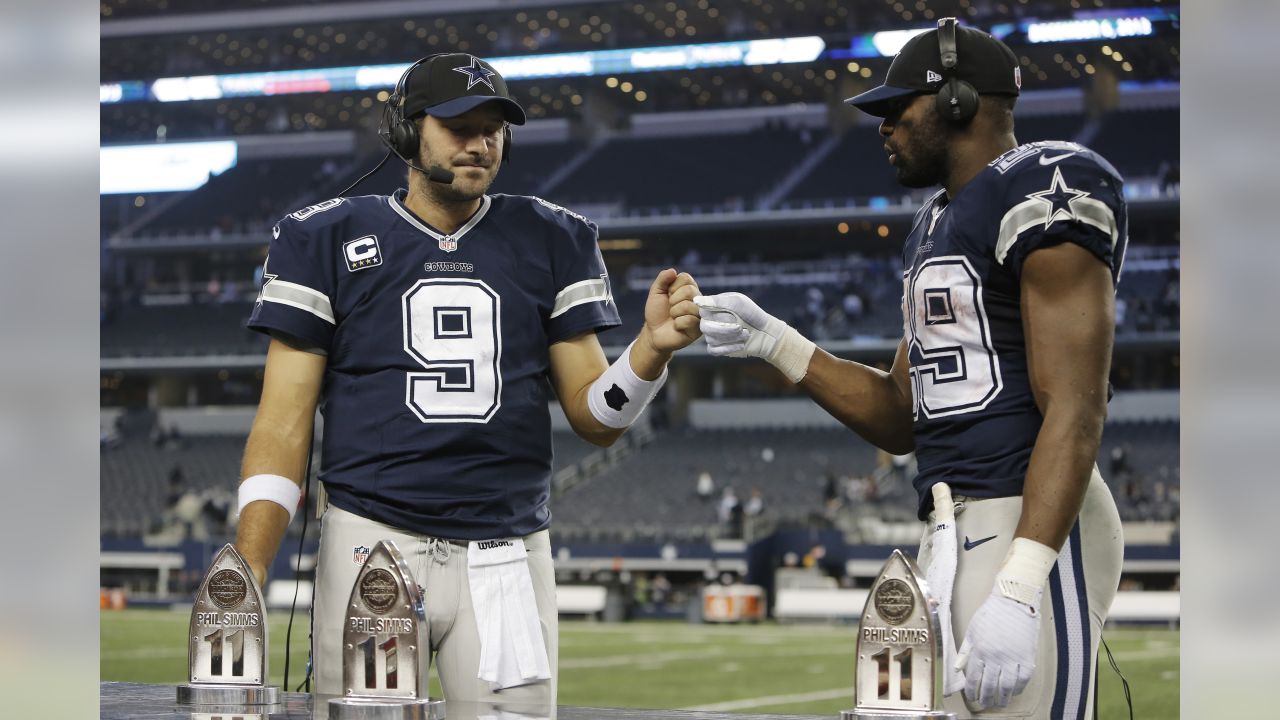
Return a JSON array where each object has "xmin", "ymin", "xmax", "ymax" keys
[
  {"xmin": 845, "ymin": 23, "xmax": 1021, "ymax": 117},
  {"xmin": 401, "ymin": 53, "xmax": 526, "ymax": 125}
]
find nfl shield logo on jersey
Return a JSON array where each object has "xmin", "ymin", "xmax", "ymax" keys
[
  {"xmin": 439, "ymin": 235, "xmax": 458, "ymax": 252},
  {"xmin": 352, "ymin": 545, "xmax": 371, "ymax": 566}
]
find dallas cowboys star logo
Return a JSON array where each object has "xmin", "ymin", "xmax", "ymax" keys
[
  {"xmin": 1026, "ymin": 166, "xmax": 1091, "ymax": 229},
  {"xmin": 452, "ymin": 56, "xmax": 497, "ymax": 91},
  {"xmin": 256, "ymin": 258, "xmax": 276, "ymax": 308}
]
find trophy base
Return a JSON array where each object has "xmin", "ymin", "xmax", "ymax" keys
[
  {"xmin": 840, "ymin": 709, "xmax": 956, "ymax": 719},
  {"xmin": 329, "ymin": 696, "xmax": 446, "ymax": 720},
  {"xmin": 176, "ymin": 683, "xmax": 281, "ymax": 705}
]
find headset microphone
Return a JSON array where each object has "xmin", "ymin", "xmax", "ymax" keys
[{"xmin": 400, "ymin": 156, "xmax": 456, "ymax": 185}]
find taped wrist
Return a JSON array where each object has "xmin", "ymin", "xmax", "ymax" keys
[
  {"xmin": 587, "ymin": 341, "xmax": 668, "ymax": 429},
  {"xmin": 767, "ymin": 325, "xmax": 817, "ymax": 383},
  {"xmin": 995, "ymin": 537, "xmax": 1058, "ymax": 606},
  {"xmin": 237, "ymin": 473, "xmax": 302, "ymax": 523}
]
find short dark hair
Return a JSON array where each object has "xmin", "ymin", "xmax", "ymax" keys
[{"xmin": 981, "ymin": 94, "xmax": 1017, "ymax": 131}]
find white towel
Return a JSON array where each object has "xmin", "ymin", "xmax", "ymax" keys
[
  {"xmin": 924, "ymin": 483, "xmax": 965, "ymax": 697},
  {"xmin": 466, "ymin": 538, "xmax": 551, "ymax": 690}
]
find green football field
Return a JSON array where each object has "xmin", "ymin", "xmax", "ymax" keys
[{"xmin": 101, "ymin": 609, "xmax": 1177, "ymax": 717}]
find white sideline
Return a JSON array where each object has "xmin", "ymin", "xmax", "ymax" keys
[{"xmin": 681, "ymin": 687, "xmax": 851, "ymax": 712}]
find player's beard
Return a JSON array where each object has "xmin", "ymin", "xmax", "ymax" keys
[
  {"xmin": 419, "ymin": 162, "xmax": 499, "ymax": 206},
  {"xmin": 429, "ymin": 168, "xmax": 496, "ymax": 203},
  {"xmin": 892, "ymin": 112, "xmax": 952, "ymax": 189}
]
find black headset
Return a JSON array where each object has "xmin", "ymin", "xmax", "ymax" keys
[
  {"xmin": 934, "ymin": 17, "xmax": 979, "ymax": 125},
  {"xmin": 379, "ymin": 54, "xmax": 513, "ymax": 165}
]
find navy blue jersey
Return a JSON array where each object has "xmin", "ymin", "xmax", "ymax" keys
[
  {"xmin": 902, "ymin": 141, "xmax": 1127, "ymax": 518},
  {"xmin": 247, "ymin": 190, "xmax": 621, "ymax": 539}
]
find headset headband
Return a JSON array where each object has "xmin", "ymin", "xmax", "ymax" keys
[{"xmin": 938, "ymin": 17, "xmax": 959, "ymax": 72}]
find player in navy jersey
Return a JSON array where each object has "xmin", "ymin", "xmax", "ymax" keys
[
  {"xmin": 228, "ymin": 53, "xmax": 701, "ymax": 705},
  {"xmin": 684, "ymin": 20, "xmax": 1125, "ymax": 719}
]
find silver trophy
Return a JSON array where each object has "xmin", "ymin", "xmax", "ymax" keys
[
  {"xmin": 329, "ymin": 539, "xmax": 445, "ymax": 720},
  {"xmin": 177, "ymin": 543, "xmax": 281, "ymax": 706},
  {"xmin": 842, "ymin": 549, "xmax": 955, "ymax": 720}
]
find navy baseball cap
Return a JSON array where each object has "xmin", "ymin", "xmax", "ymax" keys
[
  {"xmin": 845, "ymin": 22, "xmax": 1021, "ymax": 117},
  {"xmin": 401, "ymin": 53, "xmax": 526, "ymax": 125}
]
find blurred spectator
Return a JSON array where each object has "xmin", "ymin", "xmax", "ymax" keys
[
  {"xmin": 696, "ymin": 469, "xmax": 715, "ymax": 502},
  {"xmin": 744, "ymin": 487, "xmax": 765, "ymax": 517},
  {"xmin": 166, "ymin": 464, "xmax": 186, "ymax": 507},
  {"xmin": 1109, "ymin": 444, "xmax": 1132, "ymax": 483},
  {"xmin": 1134, "ymin": 299, "xmax": 1156, "ymax": 332},
  {"xmin": 717, "ymin": 486, "xmax": 739, "ymax": 525}
]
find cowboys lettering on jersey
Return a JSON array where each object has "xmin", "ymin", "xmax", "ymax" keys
[
  {"xmin": 248, "ymin": 189, "xmax": 620, "ymax": 539},
  {"xmin": 902, "ymin": 140, "xmax": 1127, "ymax": 518}
]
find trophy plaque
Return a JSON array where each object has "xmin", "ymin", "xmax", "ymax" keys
[
  {"xmin": 329, "ymin": 539, "xmax": 445, "ymax": 720},
  {"xmin": 841, "ymin": 549, "xmax": 955, "ymax": 720},
  {"xmin": 177, "ymin": 543, "xmax": 281, "ymax": 706}
]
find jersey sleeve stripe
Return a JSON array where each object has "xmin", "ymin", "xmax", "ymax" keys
[
  {"xmin": 550, "ymin": 278, "xmax": 609, "ymax": 319},
  {"xmin": 260, "ymin": 279, "xmax": 336, "ymax": 324},
  {"xmin": 995, "ymin": 196, "xmax": 1118, "ymax": 266}
]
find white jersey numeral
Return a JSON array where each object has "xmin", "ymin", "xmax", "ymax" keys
[
  {"xmin": 905, "ymin": 256, "xmax": 1003, "ymax": 419},
  {"xmin": 401, "ymin": 279, "xmax": 502, "ymax": 423}
]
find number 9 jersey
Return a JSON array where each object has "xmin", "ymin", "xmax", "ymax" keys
[
  {"xmin": 247, "ymin": 189, "xmax": 621, "ymax": 539},
  {"xmin": 902, "ymin": 141, "xmax": 1128, "ymax": 519}
]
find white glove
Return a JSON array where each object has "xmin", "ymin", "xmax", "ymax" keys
[
  {"xmin": 694, "ymin": 292, "xmax": 816, "ymax": 383},
  {"xmin": 955, "ymin": 537, "xmax": 1058, "ymax": 710},
  {"xmin": 923, "ymin": 483, "xmax": 965, "ymax": 697}
]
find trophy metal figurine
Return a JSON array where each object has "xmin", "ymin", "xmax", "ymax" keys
[
  {"xmin": 177, "ymin": 543, "xmax": 281, "ymax": 706},
  {"xmin": 842, "ymin": 549, "xmax": 955, "ymax": 720},
  {"xmin": 329, "ymin": 539, "xmax": 445, "ymax": 720}
]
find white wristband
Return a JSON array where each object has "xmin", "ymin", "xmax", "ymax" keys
[
  {"xmin": 768, "ymin": 325, "xmax": 817, "ymax": 383},
  {"xmin": 238, "ymin": 474, "xmax": 302, "ymax": 523},
  {"xmin": 995, "ymin": 537, "xmax": 1058, "ymax": 605},
  {"xmin": 587, "ymin": 341, "xmax": 668, "ymax": 429}
]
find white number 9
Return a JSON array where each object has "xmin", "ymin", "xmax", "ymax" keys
[{"xmin": 402, "ymin": 279, "xmax": 503, "ymax": 423}]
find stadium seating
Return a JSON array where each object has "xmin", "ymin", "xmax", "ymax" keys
[
  {"xmin": 552, "ymin": 126, "xmax": 822, "ymax": 212},
  {"xmin": 1089, "ymin": 108, "xmax": 1179, "ymax": 179},
  {"xmin": 101, "ymin": 430, "xmax": 601, "ymax": 537},
  {"xmin": 101, "ymin": 302, "xmax": 264, "ymax": 357},
  {"xmin": 782, "ymin": 128, "xmax": 903, "ymax": 206}
]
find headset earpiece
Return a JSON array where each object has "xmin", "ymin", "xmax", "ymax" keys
[
  {"xmin": 502, "ymin": 125, "xmax": 512, "ymax": 163},
  {"xmin": 388, "ymin": 96, "xmax": 420, "ymax": 159},
  {"xmin": 935, "ymin": 18, "xmax": 979, "ymax": 125}
]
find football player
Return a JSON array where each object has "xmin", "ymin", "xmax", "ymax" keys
[
  {"xmin": 230, "ymin": 53, "xmax": 701, "ymax": 704},
  {"xmin": 686, "ymin": 20, "xmax": 1125, "ymax": 719}
]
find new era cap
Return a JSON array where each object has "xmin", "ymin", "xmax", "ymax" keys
[
  {"xmin": 401, "ymin": 53, "xmax": 527, "ymax": 125},
  {"xmin": 845, "ymin": 22, "xmax": 1021, "ymax": 117}
]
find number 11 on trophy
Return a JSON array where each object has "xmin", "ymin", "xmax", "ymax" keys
[
  {"xmin": 177, "ymin": 544, "xmax": 281, "ymax": 707},
  {"xmin": 841, "ymin": 549, "xmax": 954, "ymax": 720}
]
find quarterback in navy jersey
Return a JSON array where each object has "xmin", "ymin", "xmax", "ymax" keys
[
  {"xmin": 688, "ymin": 21, "xmax": 1125, "ymax": 719},
  {"xmin": 229, "ymin": 53, "xmax": 701, "ymax": 705}
]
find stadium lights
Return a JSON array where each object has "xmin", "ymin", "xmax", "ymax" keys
[
  {"xmin": 100, "ymin": 141, "xmax": 237, "ymax": 194},
  {"xmin": 101, "ymin": 36, "xmax": 826, "ymax": 105},
  {"xmin": 837, "ymin": 8, "xmax": 1173, "ymax": 59}
]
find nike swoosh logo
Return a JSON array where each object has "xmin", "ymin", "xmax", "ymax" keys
[
  {"xmin": 1039, "ymin": 152, "xmax": 1076, "ymax": 165},
  {"xmin": 963, "ymin": 534, "xmax": 998, "ymax": 551}
]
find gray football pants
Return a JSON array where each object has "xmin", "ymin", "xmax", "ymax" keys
[
  {"xmin": 916, "ymin": 467, "xmax": 1124, "ymax": 719},
  {"xmin": 312, "ymin": 504, "xmax": 558, "ymax": 705}
]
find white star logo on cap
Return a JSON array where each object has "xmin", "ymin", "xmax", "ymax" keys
[{"xmin": 452, "ymin": 56, "xmax": 497, "ymax": 91}]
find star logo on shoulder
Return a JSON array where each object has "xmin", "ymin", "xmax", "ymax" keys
[
  {"xmin": 453, "ymin": 56, "xmax": 497, "ymax": 91},
  {"xmin": 255, "ymin": 257, "xmax": 276, "ymax": 308},
  {"xmin": 1026, "ymin": 166, "xmax": 1090, "ymax": 229}
]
